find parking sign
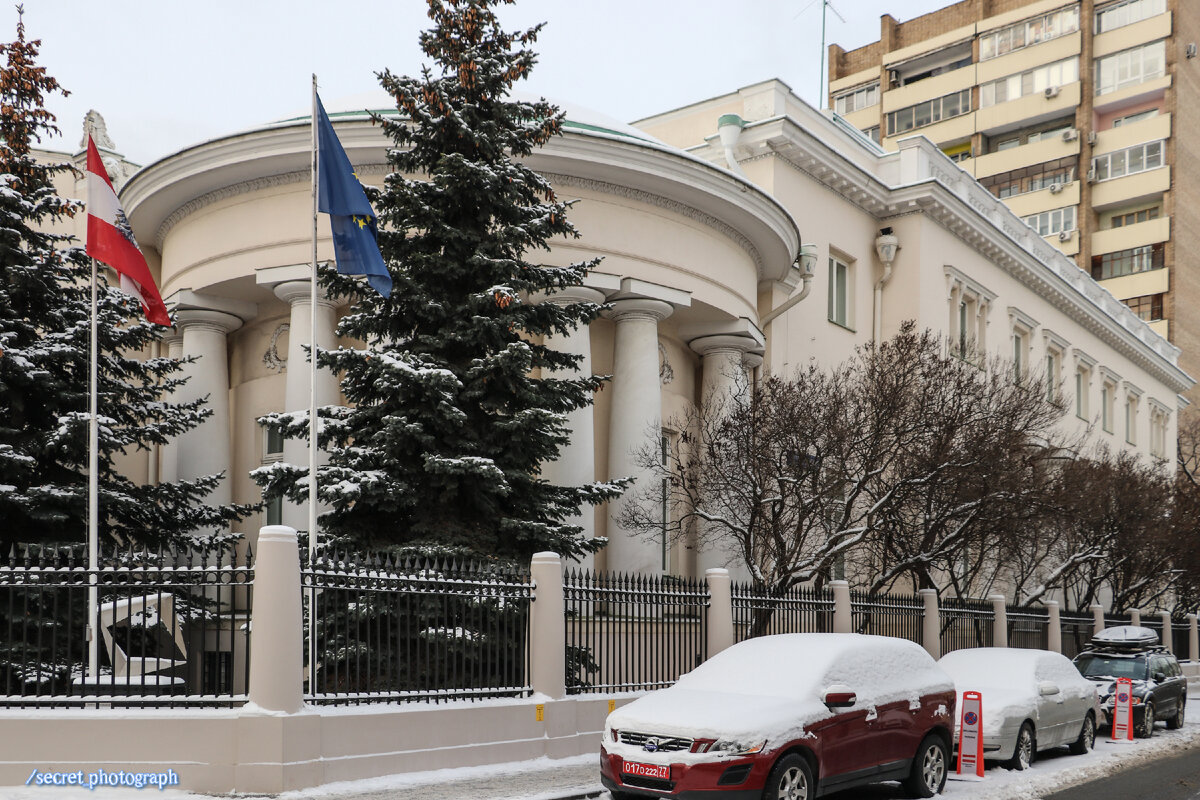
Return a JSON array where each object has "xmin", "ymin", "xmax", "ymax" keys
[
  {"xmin": 957, "ymin": 691, "xmax": 984, "ymax": 778},
  {"xmin": 1111, "ymin": 677, "xmax": 1133, "ymax": 741}
]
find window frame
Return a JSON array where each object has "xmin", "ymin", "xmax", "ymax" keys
[
  {"xmin": 1096, "ymin": 0, "xmax": 1167, "ymax": 34},
  {"xmin": 828, "ymin": 253, "xmax": 854, "ymax": 330},
  {"xmin": 834, "ymin": 82, "xmax": 880, "ymax": 115},
  {"xmin": 1095, "ymin": 40, "xmax": 1166, "ymax": 96},
  {"xmin": 979, "ymin": 6, "xmax": 1080, "ymax": 61},
  {"xmin": 886, "ymin": 89, "xmax": 972, "ymax": 136}
]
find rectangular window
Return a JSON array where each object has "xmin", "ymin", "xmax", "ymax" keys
[
  {"xmin": 1024, "ymin": 206, "xmax": 1077, "ymax": 236},
  {"xmin": 980, "ymin": 57, "xmax": 1078, "ymax": 107},
  {"xmin": 980, "ymin": 6, "xmax": 1080, "ymax": 61},
  {"xmin": 1112, "ymin": 109, "xmax": 1158, "ymax": 127},
  {"xmin": 1125, "ymin": 395, "xmax": 1138, "ymax": 445},
  {"xmin": 828, "ymin": 256, "xmax": 851, "ymax": 328},
  {"xmin": 1096, "ymin": 41, "xmax": 1166, "ymax": 96},
  {"xmin": 834, "ymin": 83, "xmax": 879, "ymax": 115},
  {"xmin": 862, "ymin": 125, "xmax": 881, "ymax": 144},
  {"xmin": 1096, "ymin": 0, "xmax": 1167, "ymax": 34},
  {"xmin": 1122, "ymin": 293, "xmax": 1164, "ymax": 321},
  {"xmin": 980, "ymin": 156, "xmax": 1076, "ymax": 199},
  {"xmin": 959, "ymin": 300, "xmax": 969, "ymax": 357},
  {"xmin": 1109, "ymin": 206, "xmax": 1159, "ymax": 228},
  {"xmin": 1102, "ymin": 382, "xmax": 1114, "ymax": 432},
  {"xmin": 1045, "ymin": 351, "xmax": 1060, "ymax": 403},
  {"xmin": 1075, "ymin": 367, "xmax": 1090, "ymax": 420},
  {"xmin": 1091, "ymin": 243, "xmax": 1164, "ymax": 280},
  {"xmin": 1013, "ymin": 331, "xmax": 1026, "ymax": 382},
  {"xmin": 266, "ymin": 495, "xmax": 283, "ymax": 527},
  {"xmin": 1092, "ymin": 140, "xmax": 1164, "ymax": 182},
  {"xmin": 886, "ymin": 90, "xmax": 972, "ymax": 136}
]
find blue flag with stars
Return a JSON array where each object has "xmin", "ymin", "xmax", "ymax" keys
[{"xmin": 316, "ymin": 95, "xmax": 391, "ymax": 298}]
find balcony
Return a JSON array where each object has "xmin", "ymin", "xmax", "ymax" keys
[
  {"xmin": 883, "ymin": 113, "xmax": 976, "ymax": 152},
  {"xmin": 1093, "ymin": 112, "xmax": 1170, "ymax": 154},
  {"xmin": 882, "ymin": 68, "xmax": 976, "ymax": 114},
  {"xmin": 1092, "ymin": 216, "xmax": 1170, "ymax": 256},
  {"xmin": 841, "ymin": 106, "xmax": 881, "ymax": 131},
  {"xmin": 1094, "ymin": 13, "xmax": 1172, "ymax": 59},
  {"xmin": 1099, "ymin": 266, "xmax": 1169, "ymax": 302},
  {"xmin": 1090, "ymin": 166, "xmax": 1169, "ymax": 211},
  {"xmin": 1002, "ymin": 181, "xmax": 1081, "ymax": 217},
  {"xmin": 1094, "ymin": 74, "xmax": 1170, "ymax": 113},
  {"xmin": 976, "ymin": 82, "xmax": 1081, "ymax": 135},
  {"xmin": 976, "ymin": 31, "xmax": 1082, "ymax": 85},
  {"xmin": 971, "ymin": 136, "xmax": 1080, "ymax": 179}
]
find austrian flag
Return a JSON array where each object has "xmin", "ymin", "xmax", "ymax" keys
[{"xmin": 84, "ymin": 135, "xmax": 170, "ymax": 326}]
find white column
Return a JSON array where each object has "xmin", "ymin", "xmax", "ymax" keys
[
  {"xmin": 530, "ymin": 552, "xmax": 566, "ymax": 700},
  {"xmin": 540, "ymin": 287, "xmax": 605, "ymax": 568},
  {"xmin": 274, "ymin": 280, "xmax": 340, "ymax": 532},
  {"xmin": 991, "ymin": 594, "xmax": 1008, "ymax": 647},
  {"xmin": 831, "ymin": 580, "xmax": 852, "ymax": 634},
  {"xmin": 605, "ymin": 298, "xmax": 673, "ymax": 575},
  {"xmin": 690, "ymin": 335, "xmax": 758, "ymax": 580},
  {"xmin": 1047, "ymin": 600, "xmax": 1062, "ymax": 654},
  {"xmin": 158, "ymin": 332, "xmax": 184, "ymax": 485},
  {"xmin": 1091, "ymin": 603, "xmax": 1106, "ymax": 637},
  {"xmin": 175, "ymin": 309, "xmax": 242, "ymax": 535},
  {"xmin": 705, "ymin": 568, "xmax": 734, "ymax": 657}
]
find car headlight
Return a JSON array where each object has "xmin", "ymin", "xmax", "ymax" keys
[{"xmin": 709, "ymin": 739, "xmax": 767, "ymax": 756}]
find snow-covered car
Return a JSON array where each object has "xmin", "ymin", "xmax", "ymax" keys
[
  {"xmin": 938, "ymin": 648, "xmax": 1100, "ymax": 770},
  {"xmin": 601, "ymin": 633, "xmax": 956, "ymax": 800},
  {"xmin": 1073, "ymin": 626, "xmax": 1187, "ymax": 738}
]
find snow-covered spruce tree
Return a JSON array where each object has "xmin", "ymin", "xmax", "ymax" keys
[
  {"xmin": 0, "ymin": 16, "xmax": 248, "ymax": 551},
  {"xmin": 256, "ymin": 0, "xmax": 624, "ymax": 560}
]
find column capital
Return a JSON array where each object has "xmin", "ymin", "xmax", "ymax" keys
[
  {"xmin": 173, "ymin": 308, "xmax": 243, "ymax": 335},
  {"xmin": 273, "ymin": 279, "xmax": 337, "ymax": 309},
  {"xmin": 604, "ymin": 297, "xmax": 674, "ymax": 323},
  {"xmin": 689, "ymin": 333, "xmax": 762, "ymax": 357}
]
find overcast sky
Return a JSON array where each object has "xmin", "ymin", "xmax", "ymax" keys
[{"xmin": 11, "ymin": 0, "xmax": 953, "ymax": 167}]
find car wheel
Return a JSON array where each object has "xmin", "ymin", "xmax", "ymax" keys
[
  {"xmin": 1166, "ymin": 700, "xmax": 1185, "ymax": 730},
  {"xmin": 763, "ymin": 753, "xmax": 813, "ymax": 800},
  {"xmin": 1007, "ymin": 723, "xmax": 1034, "ymax": 770},
  {"xmin": 1137, "ymin": 702, "xmax": 1155, "ymax": 738},
  {"xmin": 903, "ymin": 735, "xmax": 948, "ymax": 798},
  {"xmin": 1068, "ymin": 713, "xmax": 1095, "ymax": 755}
]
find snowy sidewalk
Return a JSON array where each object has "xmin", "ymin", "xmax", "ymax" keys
[{"xmin": 5, "ymin": 697, "xmax": 1199, "ymax": 800}]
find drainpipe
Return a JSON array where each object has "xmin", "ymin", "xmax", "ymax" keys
[
  {"xmin": 872, "ymin": 228, "xmax": 900, "ymax": 343},
  {"xmin": 760, "ymin": 243, "xmax": 819, "ymax": 331},
  {"xmin": 717, "ymin": 114, "xmax": 748, "ymax": 178}
]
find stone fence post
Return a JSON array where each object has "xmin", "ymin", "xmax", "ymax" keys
[
  {"xmin": 1046, "ymin": 600, "xmax": 1062, "ymax": 654},
  {"xmin": 990, "ymin": 594, "xmax": 1007, "ymax": 648},
  {"xmin": 919, "ymin": 589, "xmax": 939, "ymax": 659},
  {"xmin": 1130, "ymin": 608, "xmax": 1142, "ymax": 628},
  {"xmin": 705, "ymin": 569, "xmax": 734, "ymax": 657},
  {"xmin": 1091, "ymin": 604, "xmax": 1105, "ymax": 637},
  {"xmin": 247, "ymin": 525, "xmax": 304, "ymax": 713},
  {"xmin": 1160, "ymin": 610, "xmax": 1172, "ymax": 649},
  {"xmin": 530, "ymin": 552, "xmax": 566, "ymax": 700},
  {"xmin": 1189, "ymin": 613, "xmax": 1198, "ymax": 663},
  {"xmin": 831, "ymin": 580, "xmax": 852, "ymax": 634}
]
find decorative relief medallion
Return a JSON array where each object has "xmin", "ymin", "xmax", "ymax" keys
[{"xmin": 264, "ymin": 323, "xmax": 289, "ymax": 372}]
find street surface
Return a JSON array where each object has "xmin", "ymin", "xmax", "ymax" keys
[{"xmin": 1042, "ymin": 742, "xmax": 1200, "ymax": 800}]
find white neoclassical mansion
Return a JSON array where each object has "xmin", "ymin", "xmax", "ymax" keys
[{"xmin": 53, "ymin": 81, "xmax": 1192, "ymax": 579}]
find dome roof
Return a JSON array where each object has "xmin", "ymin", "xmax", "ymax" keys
[{"xmin": 272, "ymin": 89, "xmax": 666, "ymax": 147}]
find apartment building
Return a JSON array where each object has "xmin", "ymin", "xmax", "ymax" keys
[{"xmin": 828, "ymin": 0, "xmax": 1200, "ymax": 385}]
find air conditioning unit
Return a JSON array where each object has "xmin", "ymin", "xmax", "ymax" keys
[
  {"xmin": 1049, "ymin": 183, "xmax": 1064, "ymax": 194},
  {"xmin": 1087, "ymin": 131, "xmax": 1098, "ymax": 145},
  {"xmin": 1062, "ymin": 129, "xmax": 1079, "ymax": 142},
  {"xmin": 1044, "ymin": 86, "xmax": 1061, "ymax": 98},
  {"xmin": 1058, "ymin": 230, "xmax": 1074, "ymax": 242},
  {"xmin": 1086, "ymin": 168, "xmax": 1098, "ymax": 183}
]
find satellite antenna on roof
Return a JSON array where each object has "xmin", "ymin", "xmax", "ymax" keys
[{"xmin": 820, "ymin": 0, "xmax": 846, "ymax": 109}]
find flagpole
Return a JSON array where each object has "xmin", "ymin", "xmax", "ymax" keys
[
  {"xmin": 87, "ymin": 257, "xmax": 99, "ymax": 685},
  {"xmin": 308, "ymin": 72, "xmax": 320, "ymax": 692}
]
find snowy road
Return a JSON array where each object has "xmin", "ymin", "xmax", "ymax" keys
[{"xmin": 4, "ymin": 695, "xmax": 1197, "ymax": 800}]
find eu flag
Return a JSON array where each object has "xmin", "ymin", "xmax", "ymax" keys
[{"xmin": 316, "ymin": 95, "xmax": 392, "ymax": 298}]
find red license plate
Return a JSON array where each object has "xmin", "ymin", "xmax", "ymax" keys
[{"xmin": 624, "ymin": 761, "xmax": 670, "ymax": 780}]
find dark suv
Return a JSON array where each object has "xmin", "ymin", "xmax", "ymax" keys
[{"xmin": 1072, "ymin": 626, "xmax": 1187, "ymax": 738}]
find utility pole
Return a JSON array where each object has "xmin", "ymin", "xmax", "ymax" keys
[{"xmin": 819, "ymin": 0, "xmax": 846, "ymax": 108}]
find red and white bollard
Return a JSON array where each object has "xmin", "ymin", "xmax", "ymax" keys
[{"xmin": 957, "ymin": 691, "xmax": 984, "ymax": 778}]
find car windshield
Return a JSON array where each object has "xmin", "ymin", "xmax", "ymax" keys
[{"xmin": 1074, "ymin": 654, "xmax": 1148, "ymax": 680}]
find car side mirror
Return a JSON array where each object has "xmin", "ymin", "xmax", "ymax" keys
[
  {"xmin": 823, "ymin": 685, "xmax": 857, "ymax": 708},
  {"xmin": 1153, "ymin": 671, "xmax": 1166, "ymax": 682},
  {"xmin": 1038, "ymin": 681, "xmax": 1060, "ymax": 696}
]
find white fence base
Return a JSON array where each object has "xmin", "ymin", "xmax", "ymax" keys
[{"xmin": 0, "ymin": 695, "xmax": 624, "ymax": 794}]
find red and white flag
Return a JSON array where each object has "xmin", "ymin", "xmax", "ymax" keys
[{"xmin": 84, "ymin": 135, "xmax": 170, "ymax": 326}]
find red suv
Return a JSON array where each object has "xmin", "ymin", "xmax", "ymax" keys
[{"xmin": 601, "ymin": 633, "xmax": 956, "ymax": 800}]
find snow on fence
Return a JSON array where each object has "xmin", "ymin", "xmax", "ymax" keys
[
  {"xmin": 562, "ymin": 569, "xmax": 707, "ymax": 694},
  {"xmin": 301, "ymin": 550, "xmax": 532, "ymax": 704},
  {"xmin": 0, "ymin": 540, "xmax": 252, "ymax": 707},
  {"xmin": 730, "ymin": 581, "xmax": 834, "ymax": 642},
  {"xmin": 849, "ymin": 589, "xmax": 924, "ymax": 645},
  {"xmin": 940, "ymin": 596, "xmax": 995, "ymax": 653}
]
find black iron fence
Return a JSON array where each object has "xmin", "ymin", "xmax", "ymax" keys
[
  {"xmin": 562, "ymin": 570, "xmax": 706, "ymax": 694},
  {"xmin": 0, "ymin": 541, "xmax": 252, "ymax": 707},
  {"xmin": 1141, "ymin": 615, "xmax": 1165, "ymax": 650},
  {"xmin": 851, "ymin": 590, "xmax": 923, "ymax": 645},
  {"xmin": 1104, "ymin": 612, "xmax": 1132, "ymax": 629},
  {"xmin": 1060, "ymin": 612, "xmax": 1095, "ymax": 659},
  {"xmin": 302, "ymin": 551, "xmax": 531, "ymax": 704},
  {"xmin": 731, "ymin": 582, "xmax": 833, "ymax": 642},
  {"xmin": 1006, "ymin": 604, "xmax": 1050, "ymax": 651},
  {"xmin": 1173, "ymin": 620, "xmax": 1192, "ymax": 660},
  {"xmin": 940, "ymin": 597, "xmax": 994, "ymax": 653}
]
